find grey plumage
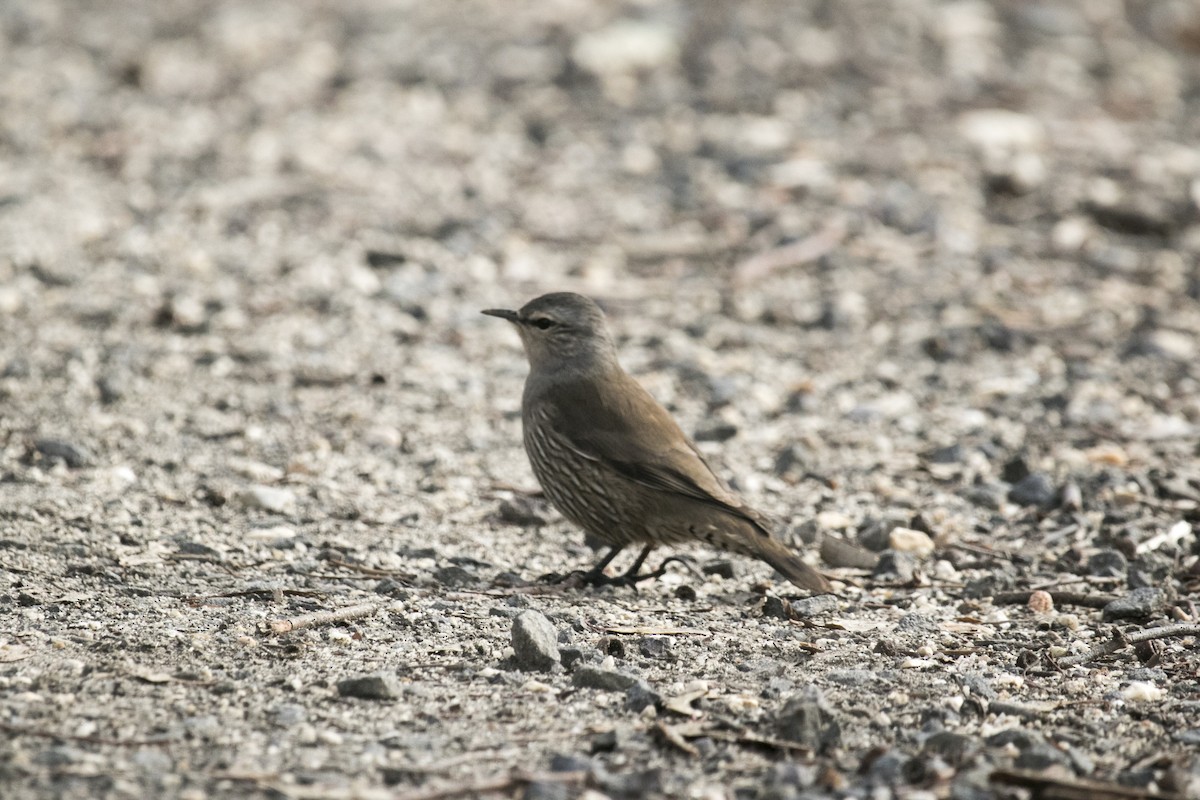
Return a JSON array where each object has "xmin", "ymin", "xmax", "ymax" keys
[{"xmin": 482, "ymin": 292, "xmax": 832, "ymax": 593}]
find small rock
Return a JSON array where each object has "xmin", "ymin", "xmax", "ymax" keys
[
  {"xmin": 498, "ymin": 496, "xmax": 549, "ymax": 526},
  {"xmin": 1087, "ymin": 549, "xmax": 1128, "ymax": 578},
  {"xmin": 865, "ymin": 750, "xmax": 909, "ymax": 784},
  {"xmin": 820, "ymin": 536, "xmax": 878, "ymax": 569},
  {"xmin": 1061, "ymin": 481, "xmax": 1083, "ymax": 511},
  {"xmin": 775, "ymin": 687, "xmax": 840, "ymax": 753},
  {"xmin": 922, "ymin": 731, "xmax": 978, "ymax": 767},
  {"xmin": 638, "ymin": 636, "xmax": 671, "ymax": 658},
  {"xmin": 511, "ymin": 610, "xmax": 560, "ymax": 672},
  {"xmin": 558, "ymin": 647, "xmax": 586, "ymax": 670},
  {"xmin": 34, "ymin": 438, "xmax": 94, "ymax": 468},
  {"xmin": 523, "ymin": 781, "xmax": 573, "ymax": 800},
  {"xmin": 1103, "ymin": 587, "xmax": 1168, "ymax": 621},
  {"xmin": 431, "ymin": 565, "xmax": 474, "ymax": 587},
  {"xmin": 702, "ymin": 560, "xmax": 736, "ymax": 579},
  {"xmin": 896, "ymin": 612, "xmax": 938, "ymax": 634},
  {"xmin": 962, "ymin": 482, "xmax": 1008, "ymax": 510},
  {"xmin": 694, "ymin": 423, "xmax": 738, "ymax": 443},
  {"xmin": 573, "ymin": 666, "xmax": 637, "ymax": 692},
  {"xmin": 789, "ymin": 594, "xmax": 838, "ymax": 618},
  {"xmin": 873, "ymin": 550, "xmax": 917, "ymax": 582},
  {"xmin": 337, "ymin": 673, "xmax": 401, "ymax": 701},
  {"xmin": 889, "ymin": 527, "xmax": 935, "ymax": 558},
  {"xmin": 572, "ymin": 20, "xmax": 679, "ymax": 76},
  {"xmin": 590, "ymin": 730, "xmax": 619, "ymax": 753},
  {"xmin": 926, "ymin": 444, "xmax": 967, "ymax": 464},
  {"xmin": 762, "ymin": 596, "xmax": 791, "ymax": 620},
  {"xmin": 272, "ymin": 704, "xmax": 307, "ymax": 726},
  {"xmin": 237, "ymin": 485, "xmax": 296, "ymax": 513},
  {"xmin": 1008, "ymin": 473, "xmax": 1057, "ymax": 506},
  {"xmin": 1014, "ymin": 739, "xmax": 1073, "ymax": 770},
  {"xmin": 626, "ymin": 680, "xmax": 662, "ymax": 713}
]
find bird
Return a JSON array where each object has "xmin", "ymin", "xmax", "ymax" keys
[{"xmin": 482, "ymin": 292, "xmax": 833, "ymax": 593}]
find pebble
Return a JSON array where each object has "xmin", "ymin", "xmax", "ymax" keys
[
  {"xmin": 497, "ymin": 497, "xmax": 549, "ymax": 527},
  {"xmin": 873, "ymin": 550, "xmax": 917, "ymax": 582},
  {"xmin": 889, "ymin": 527, "xmax": 935, "ymax": 558},
  {"xmin": 625, "ymin": 680, "xmax": 662, "ymax": 713},
  {"xmin": 820, "ymin": 536, "xmax": 878, "ymax": 569},
  {"xmin": 572, "ymin": 21, "xmax": 679, "ymax": 76},
  {"xmin": 1008, "ymin": 473, "xmax": 1056, "ymax": 506},
  {"xmin": 237, "ymin": 485, "xmax": 296, "ymax": 513},
  {"xmin": 775, "ymin": 687, "xmax": 841, "ymax": 753},
  {"xmin": 34, "ymin": 438, "xmax": 94, "ymax": 469},
  {"xmin": 789, "ymin": 594, "xmax": 839, "ymax": 618},
  {"xmin": 1102, "ymin": 587, "xmax": 1167, "ymax": 621},
  {"xmin": 1087, "ymin": 549, "xmax": 1128, "ymax": 578},
  {"xmin": 336, "ymin": 673, "xmax": 401, "ymax": 701},
  {"xmin": 510, "ymin": 610, "xmax": 560, "ymax": 672},
  {"xmin": 572, "ymin": 665, "xmax": 637, "ymax": 692},
  {"xmin": 638, "ymin": 636, "xmax": 671, "ymax": 659}
]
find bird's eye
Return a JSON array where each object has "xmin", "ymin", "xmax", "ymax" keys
[{"xmin": 531, "ymin": 317, "xmax": 555, "ymax": 330}]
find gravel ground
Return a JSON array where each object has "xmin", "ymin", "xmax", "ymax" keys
[{"xmin": 3, "ymin": 1, "xmax": 1200, "ymax": 798}]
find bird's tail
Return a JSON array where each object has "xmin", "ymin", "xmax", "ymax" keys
[{"xmin": 750, "ymin": 536, "xmax": 834, "ymax": 593}]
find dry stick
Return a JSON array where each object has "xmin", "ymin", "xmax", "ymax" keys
[
  {"xmin": 1056, "ymin": 623, "xmax": 1200, "ymax": 667},
  {"xmin": 262, "ymin": 601, "xmax": 386, "ymax": 635},
  {"xmin": 0, "ymin": 721, "xmax": 174, "ymax": 748},
  {"xmin": 994, "ymin": 591, "xmax": 1119, "ymax": 609},
  {"xmin": 989, "ymin": 767, "xmax": 1184, "ymax": 800}
]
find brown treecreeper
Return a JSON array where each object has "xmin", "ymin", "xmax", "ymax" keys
[{"xmin": 483, "ymin": 292, "xmax": 832, "ymax": 593}]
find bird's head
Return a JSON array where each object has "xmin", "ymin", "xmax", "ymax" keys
[{"xmin": 482, "ymin": 292, "xmax": 618, "ymax": 375}]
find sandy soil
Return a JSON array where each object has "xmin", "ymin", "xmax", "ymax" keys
[{"xmin": 2, "ymin": 1, "xmax": 1200, "ymax": 798}]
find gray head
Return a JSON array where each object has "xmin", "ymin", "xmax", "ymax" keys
[{"xmin": 482, "ymin": 292, "xmax": 619, "ymax": 375}]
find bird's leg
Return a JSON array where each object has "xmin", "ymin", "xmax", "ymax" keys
[
  {"xmin": 614, "ymin": 544, "xmax": 655, "ymax": 583},
  {"xmin": 630, "ymin": 554, "xmax": 704, "ymax": 584}
]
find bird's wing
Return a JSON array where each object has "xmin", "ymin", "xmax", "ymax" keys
[{"xmin": 544, "ymin": 375, "xmax": 772, "ymax": 534}]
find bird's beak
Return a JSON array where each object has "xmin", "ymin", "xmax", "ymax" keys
[{"xmin": 481, "ymin": 308, "xmax": 520, "ymax": 323}]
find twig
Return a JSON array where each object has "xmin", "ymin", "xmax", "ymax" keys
[
  {"xmin": 261, "ymin": 601, "xmax": 387, "ymax": 635},
  {"xmin": 734, "ymin": 215, "xmax": 847, "ymax": 286},
  {"xmin": 989, "ymin": 767, "xmax": 1183, "ymax": 799},
  {"xmin": 653, "ymin": 721, "xmax": 700, "ymax": 757},
  {"xmin": 994, "ymin": 591, "xmax": 1119, "ymax": 609},
  {"xmin": 1056, "ymin": 623, "xmax": 1200, "ymax": 667},
  {"xmin": 0, "ymin": 721, "xmax": 174, "ymax": 748}
]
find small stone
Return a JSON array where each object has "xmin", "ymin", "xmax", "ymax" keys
[
  {"xmin": 237, "ymin": 485, "xmax": 297, "ymax": 513},
  {"xmin": 962, "ymin": 482, "xmax": 1008, "ymax": 510},
  {"xmin": 272, "ymin": 704, "xmax": 306, "ymax": 726},
  {"xmin": 873, "ymin": 550, "xmax": 917, "ymax": 582},
  {"xmin": 625, "ymin": 680, "xmax": 662, "ymax": 713},
  {"xmin": 922, "ymin": 731, "xmax": 978, "ymax": 767},
  {"xmin": 572, "ymin": 666, "xmax": 637, "ymax": 692},
  {"xmin": 896, "ymin": 612, "xmax": 938, "ymax": 634},
  {"xmin": 638, "ymin": 636, "xmax": 671, "ymax": 658},
  {"xmin": 694, "ymin": 423, "xmax": 738, "ymax": 443},
  {"xmin": 1008, "ymin": 473, "xmax": 1057, "ymax": 506},
  {"xmin": 762, "ymin": 596, "xmax": 791, "ymax": 619},
  {"xmin": 590, "ymin": 730, "xmax": 619, "ymax": 753},
  {"xmin": 926, "ymin": 444, "xmax": 967, "ymax": 464},
  {"xmin": 559, "ymin": 647, "xmax": 586, "ymax": 670},
  {"xmin": 511, "ymin": 610, "xmax": 560, "ymax": 672},
  {"xmin": 337, "ymin": 673, "xmax": 401, "ymax": 701},
  {"xmin": 775, "ymin": 687, "xmax": 840, "ymax": 753},
  {"xmin": 888, "ymin": 527, "xmax": 935, "ymax": 558},
  {"xmin": 1061, "ymin": 481, "xmax": 1083, "ymax": 511},
  {"xmin": 431, "ymin": 565, "xmax": 474, "ymax": 587},
  {"xmin": 497, "ymin": 496, "xmax": 549, "ymax": 527},
  {"xmin": 1087, "ymin": 549, "xmax": 1128, "ymax": 578},
  {"xmin": 34, "ymin": 438, "xmax": 94, "ymax": 468},
  {"xmin": 1027, "ymin": 590, "xmax": 1054, "ymax": 613},
  {"xmin": 820, "ymin": 536, "xmax": 878, "ymax": 569},
  {"xmin": 789, "ymin": 594, "xmax": 838, "ymax": 618},
  {"xmin": 1103, "ymin": 588, "xmax": 1167, "ymax": 621},
  {"xmin": 701, "ymin": 560, "xmax": 736, "ymax": 579}
]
